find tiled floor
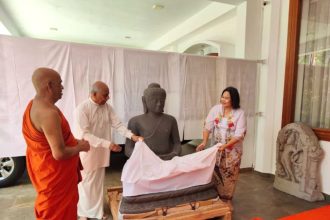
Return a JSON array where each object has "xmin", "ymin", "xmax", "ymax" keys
[
  {"xmin": 233, "ymin": 171, "xmax": 329, "ymax": 219},
  {"xmin": 0, "ymin": 149, "xmax": 329, "ymax": 220}
]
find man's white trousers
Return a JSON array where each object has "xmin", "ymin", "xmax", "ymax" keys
[{"xmin": 78, "ymin": 167, "xmax": 105, "ymax": 219}]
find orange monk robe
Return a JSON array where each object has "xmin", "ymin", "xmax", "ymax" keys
[{"xmin": 22, "ymin": 101, "xmax": 82, "ymax": 220}]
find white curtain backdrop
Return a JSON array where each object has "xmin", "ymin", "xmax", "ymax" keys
[
  {"xmin": 225, "ymin": 59, "xmax": 257, "ymax": 167},
  {"xmin": 0, "ymin": 35, "xmax": 257, "ymax": 160},
  {"xmin": 181, "ymin": 55, "xmax": 218, "ymax": 139},
  {"xmin": 122, "ymin": 49, "xmax": 170, "ymax": 120},
  {"xmin": 181, "ymin": 57, "xmax": 257, "ymax": 139}
]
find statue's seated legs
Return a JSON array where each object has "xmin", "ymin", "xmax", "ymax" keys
[{"xmin": 120, "ymin": 142, "xmax": 219, "ymax": 214}]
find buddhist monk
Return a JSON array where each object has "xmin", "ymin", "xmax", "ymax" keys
[{"xmin": 22, "ymin": 67, "xmax": 90, "ymax": 220}]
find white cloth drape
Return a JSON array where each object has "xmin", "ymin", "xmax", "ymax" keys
[{"xmin": 121, "ymin": 141, "xmax": 219, "ymax": 197}]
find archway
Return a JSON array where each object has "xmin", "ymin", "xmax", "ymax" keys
[{"xmin": 182, "ymin": 41, "xmax": 220, "ymax": 56}]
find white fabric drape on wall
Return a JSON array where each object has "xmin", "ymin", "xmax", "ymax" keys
[
  {"xmin": 225, "ymin": 59, "xmax": 257, "ymax": 167},
  {"xmin": 0, "ymin": 35, "xmax": 257, "ymax": 161},
  {"xmin": 122, "ymin": 49, "xmax": 170, "ymax": 120},
  {"xmin": 181, "ymin": 55, "xmax": 218, "ymax": 139},
  {"xmin": 0, "ymin": 36, "xmax": 72, "ymax": 157},
  {"xmin": 70, "ymin": 44, "xmax": 115, "ymax": 107},
  {"xmin": 181, "ymin": 57, "xmax": 257, "ymax": 140},
  {"xmin": 225, "ymin": 59, "xmax": 257, "ymax": 117}
]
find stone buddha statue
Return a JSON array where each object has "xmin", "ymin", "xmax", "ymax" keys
[
  {"xmin": 125, "ymin": 83, "xmax": 181, "ymax": 160},
  {"xmin": 121, "ymin": 84, "xmax": 219, "ymax": 215}
]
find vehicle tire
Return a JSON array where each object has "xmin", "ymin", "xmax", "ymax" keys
[{"xmin": 0, "ymin": 157, "xmax": 26, "ymax": 187}]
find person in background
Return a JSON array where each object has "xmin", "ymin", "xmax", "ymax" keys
[
  {"xmin": 74, "ymin": 81, "xmax": 143, "ymax": 220},
  {"xmin": 196, "ymin": 86, "xmax": 246, "ymax": 210},
  {"xmin": 22, "ymin": 67, "xmax": 90, "ymax": 220}
]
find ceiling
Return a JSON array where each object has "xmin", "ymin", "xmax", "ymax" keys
[{"xmin": 0, "ymin": 0, "xmax": 242, "ymax": 49}]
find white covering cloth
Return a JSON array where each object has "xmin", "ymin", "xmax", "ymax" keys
[
  {"xmin": 78, "ymin": 167, "xmax": 105, "ymax": 219},
  {"xmin": 73, "ymin": 98, "xmax": 133, "ymax": 172},
  {"xmin": 121, "ymin": 142, "xmax": 219, "ymax": 197}
]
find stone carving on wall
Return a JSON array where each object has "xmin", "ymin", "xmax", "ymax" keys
[{"xmin": 273, "ymin": 123, "xmax": 324, "ymax": 202}]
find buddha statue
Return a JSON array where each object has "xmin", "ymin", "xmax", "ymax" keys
[
  {"xmin": 125, "ymin": 83, "xmax": 181, "ymax": 160},
  {"xmin": 121, "ymin": 84, "xmax": 219, "ymax": 215}
]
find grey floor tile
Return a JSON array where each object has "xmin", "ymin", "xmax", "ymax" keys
[{"xmin": 0, "ymin": 152, "xmax": 329, "ymax": 220}]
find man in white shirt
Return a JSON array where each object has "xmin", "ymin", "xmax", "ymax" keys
[{"xmin": 74, "ymin": 81, "xmax": 142, "ymax": 220}]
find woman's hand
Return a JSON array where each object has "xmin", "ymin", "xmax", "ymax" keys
[
  {"xmin": 196, "ymin": 142, "xmax": 206, "ymax": 151},
  {"xmin": 218, "ymin": 144, "xmax": 226, "ymax": 152}
]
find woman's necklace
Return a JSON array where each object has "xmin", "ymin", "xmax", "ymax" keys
[
  {"xmin": 214, "ymin": 107, "xmax": 234, "ymax": 144},
  {"xmin": 218, "ymin": 108, "xmax": 234, "ymax": 127}
]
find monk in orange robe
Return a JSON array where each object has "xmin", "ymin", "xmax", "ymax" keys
[{"xmin": 22, "ymin": 67, "xmax": 90, "ymax": 220}]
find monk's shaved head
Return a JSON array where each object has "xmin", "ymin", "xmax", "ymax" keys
[
  {"xmin": 32, "ymin": 68, "xmax": 60, "ymax": 94},
  {"xmin": 91, "ymin": 81, "xmax": 109, "ymax": 94}
]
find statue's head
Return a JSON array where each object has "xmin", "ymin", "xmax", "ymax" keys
[{"xmin": 142, "ymin": 83, "xmax": 166, "ymax": 114}]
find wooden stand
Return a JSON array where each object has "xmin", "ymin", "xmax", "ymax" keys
[{"xmin": 108, "ymin": 186, "xmax": 231, "ymax": 220}]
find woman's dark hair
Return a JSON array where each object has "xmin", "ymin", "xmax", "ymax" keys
[{"xmin": 222, "ymin": 86, "xmax": 240, "ymax": 109}]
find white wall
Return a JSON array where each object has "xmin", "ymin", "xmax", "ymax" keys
[
  {"xmin": 254, "ymin": 0, "xmax": 285, "ymax": 173},
  {"xmin": 147, "ymin": 2, "xmax": 235, "ymax": 51},
  {"xmin": 235, "ymin": 2, "xmax": 247, "ymax": 58},
  {"xmin": 219, "ymin": 42, "xmax": 235, "ymax": 57},
  {"xmin": 254, "ymin": 0, "xmax": 270, "ymax": 171},
  {"xmin": 320, "ymin": 141, "xmax": 330, "ymax": 195},
  {"xmin": 0, "ymin": 6, "xmax": 20, "ymax": 36},
  {"xmin": 156, "ymin": 6, "xmax": 238, "ymax": 58},
  {"xmin": 244, "ymin": 0, "xmax": 263, "ymax": 60}
]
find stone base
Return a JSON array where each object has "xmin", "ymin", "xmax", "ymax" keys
[
  {"xmin": 120, "ymin": 183, "xmax": 218, "ymax": 214},
  {"xmin": 274, "ymin": 177, "xmax": 324, "ymax": 202}
]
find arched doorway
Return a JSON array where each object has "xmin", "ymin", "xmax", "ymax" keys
[{"xmin": 182, "ymin": 41, "xmax": 220, "ymax": 56}]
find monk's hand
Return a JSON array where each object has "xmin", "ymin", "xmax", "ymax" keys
[
  {"xmin": 131, "ymin": 135, "xmax": 144, "ymax": 142},
  {"xmin": 78, "ymin": 139, "xmax": 90, "ymax": 152},
  {"xmin": 196, "ymin": 142, "xmax": 206, "ymax": 151},
  {"xmin": 110, "ymin": 143, "xmax": 122, "ymax": 152}
]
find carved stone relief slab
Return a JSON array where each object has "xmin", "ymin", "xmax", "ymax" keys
[{"xmin": 273, "ymin": 123, "xmax": 324, "ymax": 201}]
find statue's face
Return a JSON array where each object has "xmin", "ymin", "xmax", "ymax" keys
[{"xmin": 145, "ymin": 93, "xmax": 165, "ymax": 113}]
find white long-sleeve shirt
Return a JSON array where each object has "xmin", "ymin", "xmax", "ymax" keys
[{"xmin": 74, "ymin": 98, "xmax": 133, "ymax": 172}]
